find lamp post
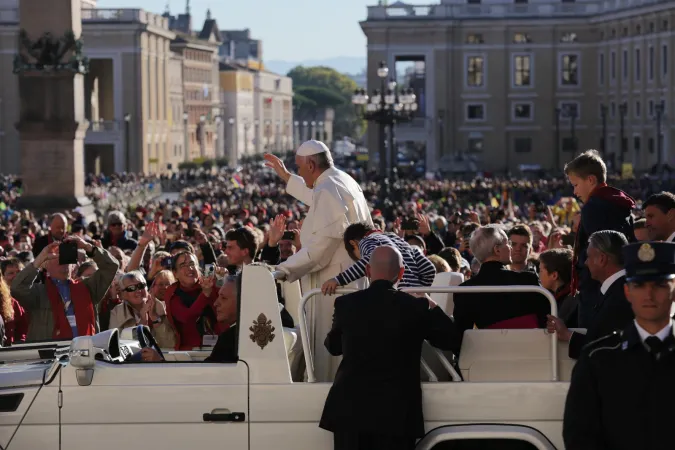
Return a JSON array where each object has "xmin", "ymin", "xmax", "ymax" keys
[
  {"xmin": 275, "ymin": 120, "xmax": 281, "ymax": 152},
  {"xmin": 655, "ymin": 100, "xmax": 665, "ymax": 169},
  {"xmin": 351, "ymin": 61, "xmax": 419, "ymax": 200},
  {"xmin": 284, "ymin": 120, "xmax": 290, "ymax": 151},
  {"xmin": 600, "ymin": 104, "xmax": 608, "ymax": 161},
  {"xmin": 214, "ymin": 116, "xmax": 222, "ymax": 160},
  {"xmin": 310, "ymin": 120, "xmax": 316, "ymax": 140},
  {"xmin": 183, "ymin": 112, "xmax": 189, "ymax": 163},
  {"xmin": 254, "ymin": 119, "xmax": 260, "ymax": 153},
  {"xmin": 264, "ymin": 119, "xmax": 271, "ymax": 151},
  {"xmin": 302, "ymin": 121, "xmax": 308, "ymax": 141},
  {"xmin": 318, "ymin": 120, "xmax": 324, "ymax": 141},
  {"xmin": 619, "ymin": 102, "xmax": 627, "ymax": 171},
  {"xmin": 554, "ymin": 107, "xmax": 561, "ymax": 169},
  {"xmin": 228, "ymin": 117, "xmax": 236, "ymax": 164},
  {"xmin": 569, "ymin": 106, "xmax": 578, "ymax": 156},
  {"xmin": 199, "ymin": 114, "xmax": 206, "ymax": 159},
  {"xmin": 243, "ymin": 120, "xmax": 250, "ymax": 156},
  {"xmin": 294, "ymin": 121, "xmax": 300, "ymax": 149},
  {"xmin": 124, "ymin": 113, "xmax": 131, "ymax": 172}
]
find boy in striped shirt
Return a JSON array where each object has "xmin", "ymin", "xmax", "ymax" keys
[{"xmin": 321, "ymin": 222, "xmax": 437, "ymax": 295}]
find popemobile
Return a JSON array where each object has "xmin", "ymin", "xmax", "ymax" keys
[{"xmin": 0, "ymin": 265, "xmax": 579, "ymax": 450}]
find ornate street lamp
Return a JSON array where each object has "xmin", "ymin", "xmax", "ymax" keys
[{"xmin": 351, "ymin": 61, "xmax": 418, "ymax": 189}]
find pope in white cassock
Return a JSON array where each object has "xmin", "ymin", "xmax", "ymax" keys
[{"xmin": 264, "ymin": 140, "xmax": 372, "ymax": 381}]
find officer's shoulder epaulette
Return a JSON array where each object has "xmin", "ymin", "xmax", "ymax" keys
[{"xmin": 584, "ymin": 331, "xmax": 623, "ymax": 357}]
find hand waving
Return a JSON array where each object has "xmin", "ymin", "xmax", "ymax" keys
[
  {"xmin": 268, "ymin": 214, "xmax": 286, "ymax": 247},
  {"xmin": 263, "ymin": 154, "xmax": 291, "ymax": 183},
  {"xmin": 140, "ymin": 221, "xmax": 159, "ymax": 247}
]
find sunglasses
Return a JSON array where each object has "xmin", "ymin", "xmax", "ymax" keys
[
  {"xmin": 110, "ymin": 223, "xmax": 124, "ymax": 227},
  {"xmin": 123, "ymin": 282, "xmax": 147, "ymax": 293}
]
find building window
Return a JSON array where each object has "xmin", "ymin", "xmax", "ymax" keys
[
  {"xmin": 611, "ymin": 101, "xmax": 616, "ymax": 118},
  {"xmin": 513, "ymin": 102, "xmax": 533, "ymax": 120},
  {"xmin": 662, "ymin": 44, "xmax": 668, "ymax": 77},
  {"xmin": 611, "ymin": 29, "xmax": 616, "ymax": 38},
  {"xmin": 649, "ymin": 46, "xmax": 655, "ymax": 81},
  {"xmin": 466, "ymin": 33, "xmax": 484, "ymax": 44},
  {"xmin": 622, "ymin": 49, "xmax": 628, "ymax": 80},
  {"xmin": 466, "ymin": 55, "xmax": 485, "ymax": 87},
  {"xmin": 622, "ymin": 27, "xmax": 628, "ymax": 37},
  {"xmin": 633, "ymin": 135, "xmax": 641, "ymax": 153},
  {"xmin": 635, "ymin": 101, "xmax": 641, "ymax": 118},
  {"xmin": 635, "ymin": 48, "xmax": 641, "ymax": 81},
  {"xmin": 467, "ymin": 137, "xmax": 484, "ymax": 152},
  {"xmin": 636, "ymin": 24, "xmax": 642, "ymax": 35},
  {"xmin": 610, "ymin": 51, "xmax": 616, "ymax": 81},
  {"xmin": 600, "ymin": 30, "xmax": 604, "ymax": 40},
  {"xmin": 649, "ymin": 22, "xmax": 655, "ymax": 33},
  {"xmin": 512, "ymin": 54, "xmax": 532, "ymax": 87},
  {"xmin": 467, "ymin": 0, "xmax": 481, "ymax": 4},
  {"xmin": 648, "ymin": 137, "xmax": 655, "ymax": 153},
  {"xmin": 649, "ymin": 100, "xmax": 654, "ymax": 116},
  {"xmin": 466, "ymin": 103, "xmax": 486, "ymax": 121},
  {"xmin": 599, "ymin": 53, "xmax": 605, "ymax": 85},
  {"xmin": 561, "ymin": 32, "xmax": 577, "ymax": 43},
  {"xmin": 663, "ymin": 20, "xmax": 669, "ymax": 31},
  {"xmin": 514, "ymin": 0, "xmax": 528, "ymax": 3},
  {"xmin": 560, "ymin": 53, "xmax": 579, "ymax": 86},
  {"xmin": 514, "ymin": 137, "xmax": 532, "ymax": 153},
  {"xmin": 558, "ymin": 101, "xmax": 580, "ymax": 120},
  {"xmin": 513, "ymin": 33, "xmax": 532, "ymax": 44}
]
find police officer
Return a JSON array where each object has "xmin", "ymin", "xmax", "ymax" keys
[{"xmin": 563, "ymin": 242, "xmax": 675, "ymax": 450}]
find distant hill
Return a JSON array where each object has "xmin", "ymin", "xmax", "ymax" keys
[{"xmin": 265, "ymin": 57, "xmax": 365, "ymax": 76}]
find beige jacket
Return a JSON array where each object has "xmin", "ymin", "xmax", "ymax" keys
[{"xmin": 109, "ymin": 298, "xmax": 176, "ymax": 349}]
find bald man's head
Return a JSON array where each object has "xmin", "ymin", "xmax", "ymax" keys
[
  {"xmin": 50, "ymin": 213, "xmax": 67, "ymax": 240},
  {"xmin": 366, "ymin": 246, "xmax": 404, "ymax": 283}
]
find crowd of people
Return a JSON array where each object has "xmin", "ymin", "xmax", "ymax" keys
[{"xmin": 0, "ymin": 141, "xmax": 674, "ymax": 449}]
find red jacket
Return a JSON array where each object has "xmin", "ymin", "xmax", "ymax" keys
[
  {"xmin": 164, "ymin": 282, "xmax": 224, "ymax": 350},
  {"xmin": 45, "ymin": 278, "xmax": 97, "ymax": 339},
  {"xmin": 4, "ymin": 298, "xmax": 29, "ymax": 344}
]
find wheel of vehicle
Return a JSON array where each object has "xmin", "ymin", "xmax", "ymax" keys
[{"xmin": 135, "ymin": 325, "xmax": 165, "ymax": 360}]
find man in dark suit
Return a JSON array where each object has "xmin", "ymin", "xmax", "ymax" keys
[
  {"xmin": 547, "ymin": 230, "xmax": 634, "ymax": 359},
  {"xmin": 319, "ymin": 245, "xmax": 459, "ymax": 450},
  {"xmin": 453, "ymin": 225, "xmax": 549, "ymax": 343}
]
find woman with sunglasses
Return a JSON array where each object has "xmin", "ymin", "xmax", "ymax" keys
[
  {"xmin": 109, "ymin": 270, "xmax": 175, "ymax": 349},
  {"xmin": 163, "ymin": 251, "xmax": 224, "ymax": 350}
]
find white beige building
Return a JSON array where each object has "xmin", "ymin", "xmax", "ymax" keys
[
  {"xmin": 0, "ymin": 2, "xmax": 177, "ymax": 174},
  {"xmin": 362, "ymin": 0, "xmax": 675, "ymax": 172}
]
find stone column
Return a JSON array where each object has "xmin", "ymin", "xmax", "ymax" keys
[{"xmin": 14, "ymin": 0, "xmax": 93, "ymax": 220}]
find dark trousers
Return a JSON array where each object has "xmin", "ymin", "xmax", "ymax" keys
[{"xmin": 334, "ymin": 431, "xmax": 416, "ymax": 450}]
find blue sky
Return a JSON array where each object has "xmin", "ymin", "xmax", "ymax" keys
[{"xmin": 97, "ymin": 0, "xmax": 386, "ymax": 61}]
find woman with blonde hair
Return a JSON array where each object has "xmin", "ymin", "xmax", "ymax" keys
[{"xmin": 0, "ymin": 277, "xmax": 28, "ymax": 344}]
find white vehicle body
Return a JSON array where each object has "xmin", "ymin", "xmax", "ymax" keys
[{"xmin": 0, "ymin": 266, "xmax": 579, "ymax": 449}]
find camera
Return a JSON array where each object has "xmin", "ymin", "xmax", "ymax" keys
[
  {"xmin": 204, "ymin": 263, "xmax": 216, "ymax": 278},
  {"xmin": 282, "ymin": 231, "xmax": 295, "ymax": 241},
  {"xmin": 401, "ymin": 217, "xmax": 419, "ymax": 231}
]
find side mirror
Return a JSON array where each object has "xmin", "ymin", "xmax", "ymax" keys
[{"xmin": 69, "ymin": 337, "xmax": 95, "ymax": 386}]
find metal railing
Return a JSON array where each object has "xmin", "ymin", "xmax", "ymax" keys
[{"xmin": 299, "ymin": 285, "xmax": 559, "ymax": 383}]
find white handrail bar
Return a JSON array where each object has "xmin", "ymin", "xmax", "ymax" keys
[{"xmin": 298, "ymin": 285, "xmax": 559, "ymax": 383}]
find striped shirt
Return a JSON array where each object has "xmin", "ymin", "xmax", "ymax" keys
[{"xmin": 335, "ymin": 232, "xmax": 437, "ymax": 287}]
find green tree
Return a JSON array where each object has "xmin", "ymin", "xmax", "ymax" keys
[{"xmin": 288, "ymin": 66, "xmax": 363, "ymax": 140}]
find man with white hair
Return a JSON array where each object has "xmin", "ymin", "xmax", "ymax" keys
[
  {"xmin": 452, "ymin": 225, "xmax": 548, "ymax": 346},
  {"xmin": 102, "ymin": 210, "xmax": 138, "ymax": 251},
  {"xmin": 264, "ymin": 140, "xmax": 372, "ymax": 381}
]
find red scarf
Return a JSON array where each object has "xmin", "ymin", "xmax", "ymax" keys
[
  {"xmin": 45, "ymin": 278, "xmax": 96, "ymax": 339},
  {"xmin": 570, "ymin": 183, "xmax": 608, "ymax": 295}
]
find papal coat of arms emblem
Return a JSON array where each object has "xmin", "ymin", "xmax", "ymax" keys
[
  {"xmin": 638, "ymin": 243, "xmax": 656, "ymax": 262},
  {"xmin": 249, "ymin": 313, "xmax": 275, "ymax": 349}
]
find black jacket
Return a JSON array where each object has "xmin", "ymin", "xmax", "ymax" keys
[
  {"xmin": 568, "ymin": 274, "xmax": 634, "ymax": 359},
  {"xmin": 453, "ymin": 261, "xmax": 549, "ymax": 343},
  {"xmin": 563, "ymin": 321, "xmax": 675, "ymax": 450},
  {"xmin": 204, "ymin": 325, "xmax": 238, "ymax": 363},
  {"xmin": 319, "ymin": 280, "xmax": 459, "ymax": 438},
  {"xmin": 101, "ymin": 230, "xmax": 138, "ymax": 252}
]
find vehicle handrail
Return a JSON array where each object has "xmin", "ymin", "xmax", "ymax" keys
[{"xmin": 298, "ymin": 285, "xmax": 558, "ymax": 383}]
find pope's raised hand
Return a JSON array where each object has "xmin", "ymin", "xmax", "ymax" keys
[{"xmin": 263, "ymin": 154, "xmax": 291, "ymax": 183}]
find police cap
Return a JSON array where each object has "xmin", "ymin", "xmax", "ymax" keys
[{"xmin": 622, "ymin": 242, "xmax": 675, "ymax": 282}]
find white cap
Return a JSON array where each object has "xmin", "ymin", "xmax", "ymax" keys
[{"xmin": 296, "ymin": 140, "xmax": 330, "ymax": 157}]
